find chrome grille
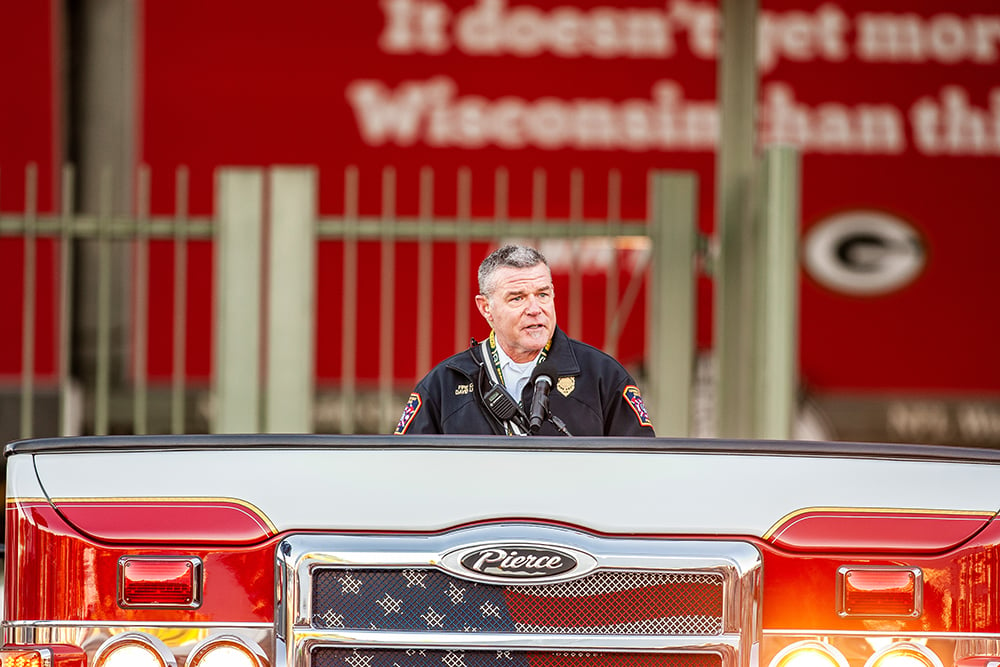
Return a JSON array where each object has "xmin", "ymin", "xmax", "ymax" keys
[
  {"xmin": 313, "ymin": 648, "xmax": 722, "ymax": 667},
  {"xmin": 312, "ymin": 568, "xmax": 724, "ymax": 635},
  {"xmin": 277, "ymin": 527, "xmax": 761, "ymax": 667}
]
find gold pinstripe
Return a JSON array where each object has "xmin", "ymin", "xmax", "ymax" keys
[
  {"xmin": 5, "ymin": 495, "xmax": 278, "ymax": 534},
  {"xmin": 763, "ymin": 505, "xmax": 996, "ymax": 540}
]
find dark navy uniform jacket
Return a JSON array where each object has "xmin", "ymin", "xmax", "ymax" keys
[{"xmin": 394, "ymin": 327, "xmax": 655, "ymax": 437}]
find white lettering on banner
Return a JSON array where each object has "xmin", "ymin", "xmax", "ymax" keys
[
  {"xmin": 888, "ymin": 402, "xmax": 950, "ymax": 442},
  {"xmin": 455, "ymin": 0, "xmax": 674, "ymax": 58},
  {"xmin": 375, "ymin": 1, "xmax": 999, "ymax": 69},
  {"xmin": 349, "ymin": 77, "xmax": 1000, "ymax": 155},
  {"xmin": 857, "ymin": 12, "xmax": 1000, "ymax": 64},
  {"xmin": 670, "ymin": 1, "xmax": 851, "ymax": 69},
  {"xmin": 958, "ymin": 405, "xmax": 1000, "ymax": 443},
  {"xmin": 346, "ymin": 78, "xmax": 454, "ymax": 145},
  {"xmin": 758, "ymin": 4, "xmax": 850, "ymax": 71},
  {"xmin": 761, "ymin": 84, "xmax": 905, "ymax": 154},
  {"xmin": 910, "ymin": 87, "xmax": 1000, "ymax": 155},
  {"xmin": 888, "ymin": 401, "xmax": 1000, "ymax": 444},
  {"xmin": 346, "ymin": 78, "xmax": 719, "ymax": 151},
  {"xmin": 380, "ymin": 0, "xmax": 452, "ymax": 54},
  {"xmin": 537, "ymin": 238, "xmax": 649, "ymax": 274},
  {"xmin": 669, "ymin": 0, "xmax": 716, "ymax": 60}
]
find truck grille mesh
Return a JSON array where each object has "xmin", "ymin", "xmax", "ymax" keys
[
  {"xmin": 312, "ymin": 568, "xmax": 724, "ymax": 635},
  {"xmin": 313, "ymin": 648, "xmax": 722, "ymax": 667}
]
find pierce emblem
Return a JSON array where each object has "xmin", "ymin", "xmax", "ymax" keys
[{"xmin": 460, "ymin": 545, "xmax": 578, "ymax": 579}]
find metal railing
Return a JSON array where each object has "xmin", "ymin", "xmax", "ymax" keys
[{"xmin": 1, "ymin": 164, "xmax": 704, "ymax": 439}]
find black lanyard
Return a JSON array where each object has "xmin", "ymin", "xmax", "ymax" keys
[
  {"xmin": 479, "ymin": 331, "xmax": 551, "ymax": 435},
  {"xmin": 486, "ymin": 330, "xmax": 550, "ymax": 391}
]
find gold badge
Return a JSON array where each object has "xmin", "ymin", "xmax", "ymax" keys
[{"xmin": 556, "ymin": 376, "xmax": 575, "ymax": 397}]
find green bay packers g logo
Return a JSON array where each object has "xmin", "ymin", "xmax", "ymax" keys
[{"xmin": 803, "ymin": 211, "xmax": 925, "ymax": 296}]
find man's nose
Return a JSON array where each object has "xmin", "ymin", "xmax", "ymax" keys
[{"xmin": 524, "ymin": 295, "xmax": 542, "ymax": 313}]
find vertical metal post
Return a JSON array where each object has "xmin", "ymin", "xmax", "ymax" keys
[
  {"xmin": 715, "ymin": 0, "xmax": 760, "ymax": 438},
  {"xmin": 754, "ymin": 147, "xmax": 801, "ymax": 439},
  {"xmin": 94, "ymin": 168, "xmax": 114, "ymax": 436},
  {"xmin": 59, "ymin": 165, "xmax": 77, "ymax": 436},
  {"xmin": 604, "ymin": 169, "xmax": 622, "ymax": 358},
  {"xmin": 416, "ymin": 168, "xmax": 434, "ymax": 380},
  {"xmin": 133, "ymin": 166, "xmax": 151, "ymax": 435},
  {"xmin": 20, "ymin": 164, "xmax": 38, "ymax": 439},
  {"xmin": 379, "ymin": 167, "xmax": 397, "ymax": 430},
  {"xmin": 340, "ymin": 167, "xmax": 359, "ymax": 434},
  {"xmin": 454, "ymin": 168, "xmax": 473, "ymax": 354},
  {"xmin": 531, "ymin": 169, "xmax": 546, "ymax": 245},
  {"xmin": 265, "ymin": 167, "xmax": 317, "ymax": 433},
  {"xmin": 77, "ymin": 0, "xmax": 137, "ymax": 428},
  {"xmin": 568, "ymin": 169, "xmax": 584, "ymax": 340},
  {"xmin": 647, "ymin": 172, "xmax": 698, "ymax": 436},
  {"xmin": 171, "ymin": 166, "xmax": 190, "ymax": 434},
  {"xmin": 213, "ymin": 168, "xmax": 264, "ymax": 434}
]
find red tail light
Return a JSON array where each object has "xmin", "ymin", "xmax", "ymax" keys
[
  {"xmin": 838, "ymin": 566, "xmax": 921, "ymax": 617},
  {"xmin": 119, "ymin": 557, "xmax": 202, "ymax": 608}
]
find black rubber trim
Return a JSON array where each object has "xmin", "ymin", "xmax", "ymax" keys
[{"xmin": 7, "ymin": 433, "xmax": 1000, "ymax": 464}]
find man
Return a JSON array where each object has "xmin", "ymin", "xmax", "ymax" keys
[{"xmin": 394, "ymin": 245, "xmax": 655, "ymax": 437}]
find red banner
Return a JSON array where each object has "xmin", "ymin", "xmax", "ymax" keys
[
  {"xmin": 139, "ymin": 0, "xmax": 1000, "ymax": 395},
  {"xmin": 0, "ymin": 0, "xmax": 60, "ymax": 382}
]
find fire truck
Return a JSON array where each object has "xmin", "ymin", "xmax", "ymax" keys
[{"xmin": 5, "ymin": 434, "xmax": 1000, "ymax": 667}]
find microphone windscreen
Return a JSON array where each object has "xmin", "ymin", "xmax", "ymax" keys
[{"xmin": 531, "ymin": 361, "xmax": 557, "ymax": 384}]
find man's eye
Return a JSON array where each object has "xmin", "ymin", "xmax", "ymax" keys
[{"xmin": 510, "ymin": 296, "xmax": 523, "ymax": 303}]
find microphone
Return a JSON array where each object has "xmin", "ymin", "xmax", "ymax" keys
[{"xmin": 528, "ymin": 362, "xmax": 557, "ymax": 434}]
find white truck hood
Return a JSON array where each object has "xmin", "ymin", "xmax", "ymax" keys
[{"xmin": 8, "ymin": 434, "xmax": 1000, "ymax": 549}]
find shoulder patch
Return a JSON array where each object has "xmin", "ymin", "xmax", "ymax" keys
[
  {"xmin": 394, "ymin": 393, "xmax": 422, "ymax": 435},
  {"xmin": 622, "ymin": 385, "xmax": 653, "ymax": 428}
]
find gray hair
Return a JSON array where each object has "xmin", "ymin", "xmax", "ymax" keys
[{"xmin": 478, "ymin": 245, "xmax": 549, "ymax": 295}]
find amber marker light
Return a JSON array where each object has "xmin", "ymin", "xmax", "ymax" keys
[
  {"xmin": 769, "ymin": 640, "xmax": 850, "ymax": 667},
  {"xmin": 0, "ymin": 650, "xmax": 46, "ymax": 667},
  {"xmin": 864, "ymin": 642, "xmax": 944, "ymax": 667},
  {"xmin": 93, "ymin": 633, "xmax": 176, "ymax": 667},
  {"xmin": 119, "ymin": 556, "xmax": 202, "ymax": 608},
  {"xmin": 186, "ymin": 636, "xmax": 268, "ymax": 667},
  {"xmin": 838, "ymin": 566, "xmax": 921, "ymax": 617},
  {"xmin": 1, "ymin": 646, "xmax": 85, "ymax": 667}
]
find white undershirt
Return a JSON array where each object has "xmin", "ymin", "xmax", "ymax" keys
[{"xmin": 494, "ymin": 343, "xmax": 539, "ymax": 402}]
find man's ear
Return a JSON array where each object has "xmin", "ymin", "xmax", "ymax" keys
[{"xmin": 475, "ymin": 294, "xmax": 491, "ymax": 322}]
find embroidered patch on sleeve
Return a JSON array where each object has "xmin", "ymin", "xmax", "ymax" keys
[
  {"xmin": 394, "ymin": 393, "xmax": 422, "ymax": 435},
  {"xmin": 623, "ymin": 385, "xmax": 653, "ymax": 427}
]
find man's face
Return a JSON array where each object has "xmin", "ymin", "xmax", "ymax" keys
[{"xmin": 475, "ymin": 264, "xmax": 557, "ymax": 363}]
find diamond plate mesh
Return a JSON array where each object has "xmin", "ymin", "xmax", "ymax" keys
[
  {"xmin": 313, "ymin": 648, "xmax": 722, "ymax": 667},
  {"xmin": 312, "ymin": 568, "xmax": 723, "ymax": 635}
]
